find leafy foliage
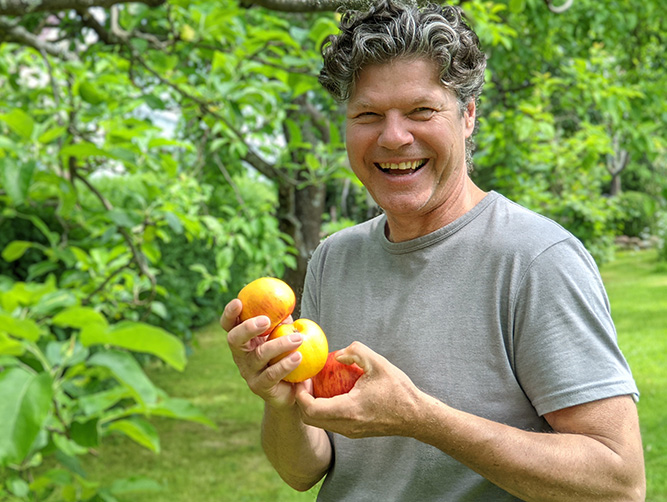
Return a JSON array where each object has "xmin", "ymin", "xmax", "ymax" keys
[{"xmin": 469, "ymin": 0, "xmax": 667, "ymax": 262}]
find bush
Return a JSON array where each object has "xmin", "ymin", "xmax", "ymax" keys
[{"xmin": 614, "ymin": 191, "xmax": 659, "ymax": 238}]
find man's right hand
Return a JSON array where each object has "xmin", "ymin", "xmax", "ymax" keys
[{"xmin": 221, "ymin": 298, "xmax": 305, "ymax": 410}]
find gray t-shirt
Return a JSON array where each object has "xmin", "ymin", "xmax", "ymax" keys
[{"xmin": 301, "ymin": 191, "xmax": 638, "ymax": 502}]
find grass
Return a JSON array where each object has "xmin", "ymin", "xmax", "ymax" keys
[
  {"xmin": 69, "ymin": 249, "xmax": 666, "ymax": 501},
  {"xmin": 600, "ymin": 249, "xmax": 667, "ymax": 502}
]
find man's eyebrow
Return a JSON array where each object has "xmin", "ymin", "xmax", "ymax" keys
[{"xmin": 349, "ymin": 97, "xmax": 438, "ymax": 110}]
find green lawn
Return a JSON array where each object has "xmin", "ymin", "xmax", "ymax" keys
[
  {"xmin": 78, "ymin": 249, "xmax": 665, "ymax": 501},
  {"xmin": 600, "ymin": 249, "xmax": 667, "ymax": 502}
]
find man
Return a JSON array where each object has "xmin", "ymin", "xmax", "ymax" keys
[{"xmin": 222, "ymin": 1, "xmax": 645, "ymax": 500}]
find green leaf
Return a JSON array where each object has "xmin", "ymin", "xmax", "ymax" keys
[
  {"xmin": 30, "ymin": 290, "xmax": 77, "ymax": 317},
  {"xmin": 24, "ymin": 213, "xmax": 58, "ymax": 246},
  {"xmin": 81, "ymin": 322, "xmax": 186, "ymax": 371},
  {"xmin": 38, "ymin": 126, "xmax": 67, "ymax": 144},
  {"xmin": 0, "ymin": 314, "xmax": 41, "ymax": 341},
  {"xmin": 60, "ymin": 142, "xmax": 116, "ymax": 161},
  {"xmin": 150, "ymin": 301, "xmax": 168, "ymax": 320},
  {"xmin": 52, "ymin": 432, "xmax": 88, "ymax": 456},
  {"xmin": 6, "ymin": 475, "xmax": 30, "ymax": 497},
  {"xmin": 79, "ymin": 81, "xmax": 108, "ymax": 106},
  {"xmin": 0, "ymin": 355, "xmax": 21, "ymax": 367},
  {"xmin": 52, "ymin": 306, "xmax": 108, "ymax": 330},
  {"xmin": 1, "ymin": 159, "xmax": 36, "ymax": 205},
  {"xmin": 0, "ymin": 109, "xmax": 34, "ymax": 140},
  {"xmin": 0, "ymin": 333, "xmax": 25, "ymax": 356},
  {"xmin": 1, "ymin": 240, "xmax": 33, "ymax": 262},
  {"xmin": 509, "ymin": 0, "xmax": 526, "ymax": 13},
  {"xmin": 70, "ymin": 418, "xmax": 99, "ymax": 448},
  {"xmin": 163, "ymin": 211, "xmax": 183, "ymax": 234},
  {"xmin": 0, "ymin": 368, "xmax": 53, "ymax": 466},
  {"xmin": 45, "ymin": 340, "xmax": 89, "ymax": 368},
  {"xmin": 106, "ymin": 418, "xmax": 160, "ymax": 453},
  {"xmin": 107, "ymin": 208, "xmax": 143, "ymax": 228},
  {"xmin": 141, "ymin": 242, "xmax": 161, "ymax": 264},
  {"xmin": 88, "ymin": 350, "xmax": 158, "ymax": 405},
  {"xmin": 78, "ymin": 387, "xmax": 131, "ymax": 417},
  {"xmin": 27, "ymin": 261, "xmax": 60, "ymax": 281}
]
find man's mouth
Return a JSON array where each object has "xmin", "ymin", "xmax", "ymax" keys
[{"xmin": 375, "ymin": 159, "xmax": 428, "ymax": 175}]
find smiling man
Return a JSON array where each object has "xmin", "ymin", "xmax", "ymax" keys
[
  {"xmin": 222, "ymin": 1, "xmax": 645, "ymax": 500},
  {"xmin": 344, "ymin": 57, "xmax": 485, "ymax": 241}
]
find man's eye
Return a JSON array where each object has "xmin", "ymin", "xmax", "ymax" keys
[
  {"xmin": 353, "ymin": 112, "xmax": 380, "ymax": 122},
  {"xmin": 411, "ymin": 108, "xmax": 435, "ymax": 119}
]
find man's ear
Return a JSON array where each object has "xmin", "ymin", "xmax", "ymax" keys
[{"xmin": 464, "ymin": 99, "xmax": 476, "ymax": 137}]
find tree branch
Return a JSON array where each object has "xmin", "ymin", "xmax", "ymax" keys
[
  {"xmin": 213, "ymin": 155, "xmax": 250, "ymax": 216},
  {"xmin": 72, "ymin": 165, "xmax": 157, "ymax": 304},
  {"xmin": 0, "ymin": 0, "xmax": 164, "ymax": 16},
  {"xmin": 544, "ymin": 0, "xmax": 574, "ymax": 14},
  {"xmin": 124, "ymin": 45, "xmax": 296, "ymax": 185},
  {"xmin": 0, "ymin": 16, "xmax": 76, "ymax": 59}
]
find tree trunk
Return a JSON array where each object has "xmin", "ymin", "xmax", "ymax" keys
[
  {"xmin": 607, "ymin": 133, "xmax": 629, "ymax": 197},
  {"xmin": 277, "ymin": 180, "xmax": 325, "ymax": 316},
  {"xmin": 609, "ymin": 172, "xmax": 622, "ymax": 197}
]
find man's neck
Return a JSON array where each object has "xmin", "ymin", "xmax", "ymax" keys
[{"xmin": 384, "ymin": 182, "xmax": 487, "ymax": 243}]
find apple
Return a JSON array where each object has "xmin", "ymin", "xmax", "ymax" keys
[
  {"xmin": 267, "ymin": 318, "xmax": 329, "ymax": 383},
  {"xmin": 312, "ymin": 350, "xmax": 364, "ymax": 398},
  {"xmin": 237, "ymin": 277, "xmax": 296, "ymax": 336}
]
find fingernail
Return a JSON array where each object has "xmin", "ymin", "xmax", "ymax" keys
[
  {"xmin": 256, "ymin": 316, "xmax": 270, "ymax": 329},
  {"xmin": 289, "ymin": 334, "xmax": 303, "ymax": 343},
  {"xmin": 290, "ymin": 352, "xmax": 302, "ymax": 363}
]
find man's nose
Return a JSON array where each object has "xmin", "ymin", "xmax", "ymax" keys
[{"xmin": 377, "ymin": 115, "xmax": 414, "ymax": 150}]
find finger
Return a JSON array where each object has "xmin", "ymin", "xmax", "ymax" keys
[
  {"xmin": 296, "ymin": 383, "xmax": 351, "ymax": 420},
  {"xmin": 255, "ymin": 351, "xmax": 303, "ymax": 388},
  {"xmin": 220, "ymin": 299, "xmax": 242, "ymax": 333},
  {"xmin": 295, "ymin": 380, "xmax": 316, "ymax": 408},
  {"xmin": 336, "ymin": 341, "xmax": 377, "ymax": 373},
  {"xmin": 255, "ymin": 333, "xmax": 303, "ymax": 367},
  {"xmin": 227, "ymin": 315, "xmax": 271, "ymax": 349}
]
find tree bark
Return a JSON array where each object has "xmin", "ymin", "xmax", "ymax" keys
[
  {"xmin": 277, "ymin": 180, "xmax": 325, "ymax": 317},
  {"xmin": 607, "ymin": 134, "xmax": 630, "ymax": 197}
]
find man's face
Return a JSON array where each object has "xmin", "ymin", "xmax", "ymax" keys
[{"xmin": 345, "ymin": 58, "xmax": 476, "ymax": 236}]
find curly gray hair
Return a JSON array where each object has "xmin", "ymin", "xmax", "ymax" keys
[{"xmin": 319, "ymin": 0, "xmax": 487, "ymax": 168}]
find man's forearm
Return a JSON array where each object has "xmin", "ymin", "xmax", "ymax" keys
[
  {"xmin": 262, "ymin": 403, "xmax": 332, "ymax": 492},
  {"xmin": 410, "ymin": 394, "xmax": 645, "ymax": 502}
]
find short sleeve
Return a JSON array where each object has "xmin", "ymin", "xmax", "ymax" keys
[{"xmin": 512, "ymin": 237, "xmax": 638, "ymax": 416}]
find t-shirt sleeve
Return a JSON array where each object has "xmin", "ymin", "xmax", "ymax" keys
[{"xmin": 512, "ymin": 237, "xmax": 639, "ymax": 416}]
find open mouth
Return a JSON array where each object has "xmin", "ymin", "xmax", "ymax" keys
[{"xmin": 375, "ymin": 159, "xmax": 428, "ymax": 175}]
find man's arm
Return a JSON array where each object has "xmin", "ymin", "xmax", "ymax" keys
[
  {"xmin": 412, "ymin": 393, "xmax": 645, "ymax": 501},
  {"xmin": 222, "ymin": 299, "xmax": 332, "ymax": 491},
  {"xmin": 296, "ymin": 342, "xmax": 645, "ymax": 501},
  {"xmin": 262, "ymin": 401, "xmax": 332, "ymax": 491}
]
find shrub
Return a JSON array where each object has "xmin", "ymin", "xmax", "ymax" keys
[{"xmin": 614, "ymin": 191, "xmax": 659, "ymax": 238}]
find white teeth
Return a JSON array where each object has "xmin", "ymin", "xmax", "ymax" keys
[{"xmin": 378, "ymin": 160, "xmax": 426, "ymax": 170}]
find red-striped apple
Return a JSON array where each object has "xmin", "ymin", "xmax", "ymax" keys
[
  {"xmin": 312, "ymin": 350, "xmax": 364, "ymax": 398},
  {"xmin": 237, "ymin": 277, "xmax": 295, "ymax": 336}
]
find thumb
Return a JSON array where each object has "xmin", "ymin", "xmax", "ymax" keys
[{"xmin": 336, "ymin": 341, "xmax": 379, "ymax": 374}]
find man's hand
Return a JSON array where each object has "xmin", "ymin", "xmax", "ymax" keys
[
  {"xmin": 295, "ymin": 341, "xmax": 424, "ymax": 438},
  {"xmin": 221, "ymin": 298, "xmax": 304, "ymax": 410}
]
